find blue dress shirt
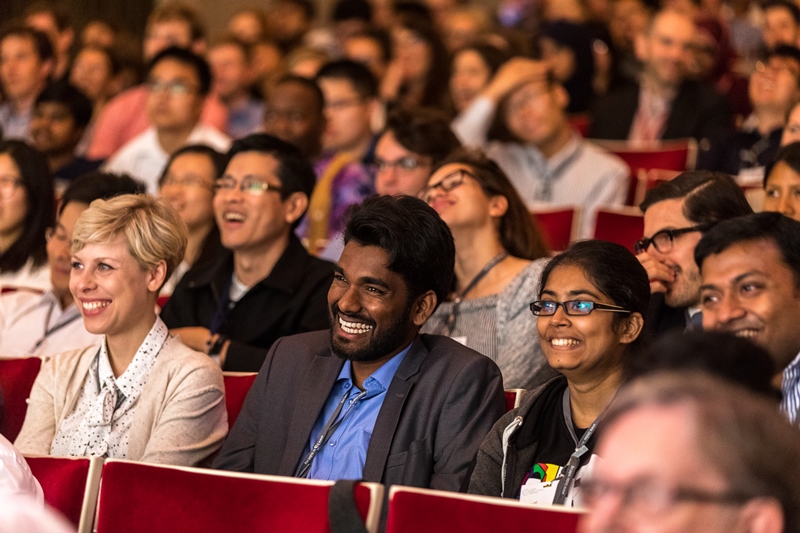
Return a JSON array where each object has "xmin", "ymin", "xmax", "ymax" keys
[{"xmin": 304, "ymin": 344, "xmax": 411, "ymax": 480}]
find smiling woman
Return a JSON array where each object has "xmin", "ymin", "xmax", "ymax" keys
[
  {"xmin": 469, "ymin": 240, "xmax": 650, "ymax": 507},
  {"xmin": 14, "ymin": 194, "xmax": 228, "ymax": 466}
]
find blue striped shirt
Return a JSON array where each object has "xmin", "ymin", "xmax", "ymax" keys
[{"xmin": 780, "ymin": 352, "xmax": 800, "ymax": 424}]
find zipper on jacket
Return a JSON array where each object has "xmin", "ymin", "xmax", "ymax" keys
[{"xmin": 500, "ymin": 416, "xmax": 523, "ymax": 498}]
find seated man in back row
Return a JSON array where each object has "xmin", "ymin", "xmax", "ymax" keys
[{"xmin": 214, "ymin": 195, "xmax": 505, "ymax": 501}]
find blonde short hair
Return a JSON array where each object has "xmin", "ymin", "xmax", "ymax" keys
[{"xmin": 72, "ymin": 194, "xmax": 187, "ymax": 282}]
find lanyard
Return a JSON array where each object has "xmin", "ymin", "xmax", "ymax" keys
[
  {"xmin": 527, "ymin": 145, "xmax": 583, "ymax": 202},
  {"xmin": 552, "ymin": 388, "xmax": 601, "ymax": 505},
  {"xmin": 444, "ymin": 252, "xmax": 507, "ymax": 336},
  {"xmin": 295, "ymin": 387, "xmax": 367, "ymax": 478},
  {"xmin": 32, "ymin": 301, "xmax": 82, "ymax": 350}
]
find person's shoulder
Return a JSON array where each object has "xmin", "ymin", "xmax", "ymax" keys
[
  {"xmin": 41, "ymin": 345, "xmax": 97, "ymax": 375},
  {"xmin": 190, "ymin": 125, "xmax": 231, "ymax": 151},
  {"xmin": 157, "ymin": 336, "xmax": 224, "ymax": 381}
]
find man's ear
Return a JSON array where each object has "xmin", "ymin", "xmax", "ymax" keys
[
  {"xmin": 738, "ymin": 497, "xmax": 784, "ymax": 533},
  {"xmin": 284, "ymin": 191, "xmax": 309, "ymax": 225},
  {"xmin": 411, "ymin": 290, "xmax": 438, "ymax": 327}
]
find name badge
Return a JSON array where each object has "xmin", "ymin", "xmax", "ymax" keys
[{"xmin": 520, "ymin": 478, "xmax": 560, "ymax": 506}]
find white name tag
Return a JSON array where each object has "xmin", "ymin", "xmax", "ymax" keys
[
  {"xmin": 520, "ymin": 478, "xmax": 560, "ymax": 506},
  {"xmin": 451, "ymin": 336, "xmax": 468, "ymax": 346}
]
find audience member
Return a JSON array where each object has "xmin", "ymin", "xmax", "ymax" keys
[
  {"xmin": 213, "ymin": 194, "xmax": 505, "ymax": 503},
  {"xmin": 636, "ymin": 171, "xmax": 752, "ymax": 337},
  {"xmin": 262, "ymin": 74, "xmax": 326, "ymax": 158},
  {"xmin": 441, "ymin": 5, "xmax": 492, "ymax": 53},
  {"xmin": 421, "ymin": 150, "xmax": 555, "ymax": 390},
  {"xmin": 449, "ymin": 43, "xmax": 510, "ymax": 114},
  {"xmin": 0, "ymin": 434, "xmax": 42, "ymax": 502},
  {"xmin": 343, "ymin": 29, "xmax": 392, "ymax": 82},
  {"xmin": 590, "ymin": 8, "xmax": 732, "ymax": 143},
  {"xmin": 69, "ymin": 45, "xmax": 123, "ymax": 143},
  {"xmin": 161, "ymin": 134, "xmax": 333, "ymax": 371},
  {"xmin": 86, "ymin": 3, "xmax": 227, "ymax": 160},
  {"xmin": 226, "ymin": 8, "xmax": 268, "ymax": 45},
  {"xmin": 0, "ymin": 172, "xmax": 144, "ymax": 358},
  {"xmin": 453, "ymin": 59, "xmax": 628, "ymax": 237},
  {"xmin": 80, "ymin": 19, "xmax": 116, "ymax": 49},
  {"xmin": 207, "ymin": 37, "xmax": 264, "ymax": 139},
  {"xmin": 104, "ymin": 47, "xmax": 230, "ymax": 193},
  {"xmin": 158, "ymin": 144, "xmax": 225, "ymax": 295},
  {"xmin": 285, "ymin": 46, "xmax": 330, "ymax": 78},
  {"xmin": 540, "ymin": 20, "xmax": 596, "ymax": 114},
  {"xmin": 699, "ymin": 45, "xmax": 800, "ymax": 183},
  {"xmin": 782, "ymin": 99, "xmax": 800, "ymax": 145},
  {"xmin": 763, "ymin": 0, "xmax": 800, "ymax": 51},
  {"xmin": 696, "ymin": 212, "xmax": 800, "ymax": 425},
  {"xmin": 301, "ymin": 60, "xmax": 377, "ymax": 254},
  {"xmin": 581, "ymin": 372, "xmax": 800, "ymax": 533},
  {"xmin": 24, "ymin": 2, "xmax": 74, "ymax": 81},
  {"xmin": 15, "ymin": 194, "xmax": 227, "ymax": 465},
  {"xmin": 267, "ymin": 0, "xmax": 315, "ymax": 54},
  {"xmin": 0, "ymin": 26, "xmax": 54, "ymax": 140},
  {"xmin": 469, "ymin": 240, "xmax": 649, "ymax": 505},
  {"xmin": 763, "ymin": 141, "xmax": 800, "ymax": 221},
  {"xmin": 322, "ymin": 0, "xmax": 373, "ymax": 58},
  {"xmin": 381, "ymin": 17, "xmax": 452, "ymax": 110},
  {"xmin": 30, "ymin": 81, "xmax": 102, "ymax": 186},
  {"xmin": 250, "ymin": 38, "xmax": 284, "ymax": 90},
  {"xmin": 626, "ymin": 330, "xmax": 779, "ymax": 399},
  {"xmin": 0, "ymin": 140, "xmax": 55, "ymax": 292}
]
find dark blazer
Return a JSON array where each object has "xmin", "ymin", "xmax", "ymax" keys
[
  {"xmin": 589, "ymin": 81, "xmax": 733, "ymax": 142},
  {"xmin": 642, "ymin": 292, "xmax": 689, "ymax": 339},
  {"xmin": 213, "ymin": 330, "xmax": 506, "ymax": 493},
  {"xmin": 161, "ymin": 235, "xmax": 334, "ymax": 372}
]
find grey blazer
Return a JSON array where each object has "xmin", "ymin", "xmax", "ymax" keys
[{"xmin": 213, "ymin": 330, "xmax": 506, "ymax": 492}]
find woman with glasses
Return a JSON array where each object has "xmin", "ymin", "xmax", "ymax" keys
[
  {"xmin": 15, "ymin": 194, "xmax": 227, "ymax": 465},
  {"xmin": 0, "ymin": 141, "xmax": 55, "ymax": 292},
  {"xmin": 468, "ymin": 240, "xmax": 649, "ymax": 506},
  {"xmin": 421, "ymin": 149, "xmax": 553, "ymax": 390},
  {"xmin": 158, "ymin": 144, "xmax": 226, "ymax": 295}
]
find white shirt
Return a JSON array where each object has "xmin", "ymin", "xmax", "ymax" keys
[
  {"xmin": 0, "ymin": 434, "xmax": 42, "ymax": 502},
  {"xmin": 781, "ymin": 351, "xmax": 800, "ymax": 425},
  {"xmin": 104, "ymin": 125, "xmax": 231, "ymax": 193},
  {"xmin": 49, "ymin": 317, "xmax": 169, "ymax": 459},
  {"xmin": 0, "ymin": 259, "xmax": 50, "ymax": 293},
  {"xmin": 452, "ymin": 97, "xmax": 628, "ymax": 237},
  {"xmin": 0, "ymin": 290, "xmax": 101, "ymax": 358}
]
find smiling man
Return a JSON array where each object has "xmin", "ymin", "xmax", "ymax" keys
[
  {"xmin": 696, "ymin": 212, "xmax": 800, "ymax": 425},
  {"xmin": 161, "ymin": 133, "xmax": 333, "ymax": 372},
  {"xmin": 213, "ymin": 195, "xmax": 505, "ymax": 503},
  {"xmin": 636, "ymin": 171, "xmax": 752, "ymax": 338}
]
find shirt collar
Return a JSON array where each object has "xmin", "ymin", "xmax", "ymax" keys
[
  {"xmin": 98, "ymin": 316, "xmax": 169, "ymax": 398},
  {"xmin": 336, "ymin": 342, "xmax": 413, "ymax": 398}
]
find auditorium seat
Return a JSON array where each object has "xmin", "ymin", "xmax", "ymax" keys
[
  {"xmin": 592, "ymin": 206, "xmax": 645, "ymax": 253},
  {"xmin": 386, "ymin": 486, "xmax": 584, "ymax": 533},
  {"xmin": 531, "ymin": 206, "xmax": 580, "ymax": 252},
  {"xmin": 504, "ymin": 389, "xmax": 525, "ymax": 412},
  {"xmin": 633, "ymin": 168, "xmax": 681, "ymax": 206},
  {"xmin": 94, "ymin": 459, "xmax": 384, "ymax": 533},
  {"xmin": 222, "ymin": 371, "xmax": 258, "ymax": 429},
  {"xmin": 568, "ymin": 114, "xmax": 591, "ymax": 138},
  {"xmin": 0, "ymin": 356, "xmax": 41, "ymax": 440},
  {"xmin": 25, "ymin": 455, "xmax": 103, "ymax": 533}
]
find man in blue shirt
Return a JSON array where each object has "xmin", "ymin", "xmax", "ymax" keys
[{"xmin": 214, "ymin": 195, "xmax": 506, "ymax": 494}]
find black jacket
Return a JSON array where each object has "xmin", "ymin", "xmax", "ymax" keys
[{"xmin": 161, "ymin": 235, "xmax": 334, "ymax": 371}]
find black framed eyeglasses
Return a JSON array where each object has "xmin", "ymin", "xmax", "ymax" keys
[
  {"xmin": 529, "ymin": 300, "xmax": 631, "ymax": 316},
  {"xmin": 634, "ymin": 225, "xmax": 708, "ymax": 255},
  {"xmin": 214, "ymin": 176, "xmax": 283, "ymax": 195}
]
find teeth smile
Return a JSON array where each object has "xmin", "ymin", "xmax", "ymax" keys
[
  {"xmin": 339, "ymin": 317, "xmax": 373, "ymax": 334},
  {"xmin": 83, "ymin": 301, "xmax": 110, "ymax": 311},
  {"xmin": 551, "ymin": 338, "xmax": 580, "ymax": 346},
  {"xmin": 735, "ymin": 329, "xmax": 759, "ymax": 338},
  {"xmin": 225, "ymin": 212, "xmax": 245, "ymax": 222}
]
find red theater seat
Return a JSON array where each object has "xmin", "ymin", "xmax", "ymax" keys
[
  {"xmin": 222, "ymin": 372, "xmax": 258, "ymax": 429},
  {"xmin": 592, "ymin": 206, "xmax": 645, "ymax": 253},
  {"xmin": 386, "ymin": 486, "xmax": 584, "ymax": 533},
  {"xmin": 531, "ymin": 206, "xmax": 579, "ymax": 252},
  {"xmin": 94, "ymin": 459, "xmax": 384, "ymax": 533},
  {"xmin": 504, "ymin": 389, "xmax": 525, "ymax": 412},
  {"xmin": 0, "ymin": 356, "xmax": 41, "ymax": 440},
  {"xmin": 25, "ymin": 455, "xmax": 103, "ymax": 533}
]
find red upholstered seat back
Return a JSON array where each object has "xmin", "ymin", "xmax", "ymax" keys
[
  {"xmin": 222, "ymin": 372, "xmax": 258, "ymax": 429},
  {"xmin": 0, "ymin": 357, "xmax": 41, "ymax": 440},
  {"xmin": 592, "ymin": 208, "xmax": 645, "ymax": 253},
  {"xmin": 531, "ymin": 207, "xmax": 577, "ymax": 252},
  {"xmin": 386, "ymin": 486, "xmax": 584, "ymax": 533},
  {"xmin": 95, "ymin": 460, "xmax": 376, "ymax": 533},
  {"xmin": 504, "ymin": 389, "xmax": 525, "ymax": 412},
  {"xmin": 25, "ymin": 456, "xmax": 91, "ymax": 527}
]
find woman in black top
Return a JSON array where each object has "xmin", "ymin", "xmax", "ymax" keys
[{"xmin": 468, "ymin": 240, "xmax": 649, "ymax": 506}]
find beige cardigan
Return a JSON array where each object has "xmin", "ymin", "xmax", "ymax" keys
[{"xmin": 15, "ymin": 335, "xmax": 228, "ymax": 466}]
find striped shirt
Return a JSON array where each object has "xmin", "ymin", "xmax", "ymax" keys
[{"xmin": 781, "ymin": 352, "xmax": 800, "ymax": 424}]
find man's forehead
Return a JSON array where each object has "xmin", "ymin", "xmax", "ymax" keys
[{"xmin": 701, "ymin": 238, "xmax": 795, "ymax": 282}]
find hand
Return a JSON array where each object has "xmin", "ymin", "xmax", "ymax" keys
[
  {"xmin": 482, "ymin": 58, "xmax": 549, "ymax": 103},
  {"xmin": 636, "ymin": 252, "xmax": 675, "ymax": 294},
  {"xmin": 170, "ymin": 327, "xmax": 212, "ymax": 352}
]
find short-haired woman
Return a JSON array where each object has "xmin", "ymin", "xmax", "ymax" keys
[{"xmin": 15, "ymin": 195, "xmax": 227, "ymax": 465}]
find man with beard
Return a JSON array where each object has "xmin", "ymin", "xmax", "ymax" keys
[
  {"xmin": 213, "ymin": 195, "xmax": 505, "ymax": 497},
  {"xmin": 635, "ymin": 171, "xmax": 752, "ymax": 337}
]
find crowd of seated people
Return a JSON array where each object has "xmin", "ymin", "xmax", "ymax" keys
[{"xmin": 1, "ymin": 1, "xmax": 800, "ymax": 531}]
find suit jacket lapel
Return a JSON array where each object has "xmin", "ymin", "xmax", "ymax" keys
[
  {"xmin": 278, "ymin": 347, "xmax": 344, "ymax": 475},
  {"xmin": 362, "ymin": 336, "xmax": 426, "ymax": 481}
]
